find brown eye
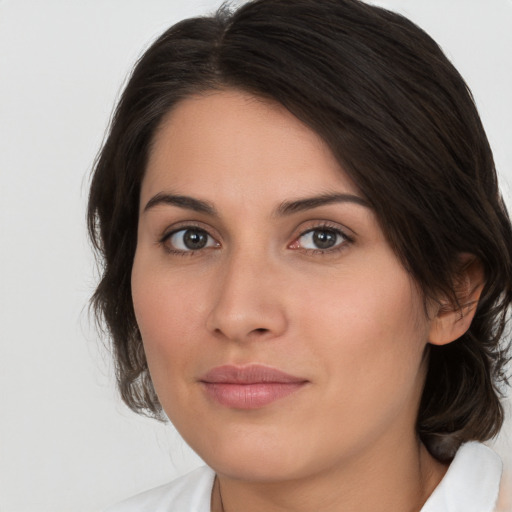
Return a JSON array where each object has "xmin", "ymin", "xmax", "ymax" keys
[
  {"xmin": 297, "ymin": 228, "xmax": 346, "ymax": 251},
  {"xmin": 167, "ymin": 228, "xmax": 218, "ymax": 252},
  {"xmin": 312, "ymin": 230, "xmax": 338, "ymax": 249}
]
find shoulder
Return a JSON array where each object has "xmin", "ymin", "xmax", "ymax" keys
[
  {"xmin": 104, "ymin": 465, "xmax": 216, "ymax": 512},
  {"xmin": 421, "ymin": 442, "xmax": 502, "ymax": 512}
]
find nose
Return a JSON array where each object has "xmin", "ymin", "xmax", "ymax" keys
[{"xmin": 205, "ymin": 249, "xmax": 288, "ymax": 343}]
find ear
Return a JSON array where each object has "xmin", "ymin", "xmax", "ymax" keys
[{"xmin": 428, "ymin": 254, "xmax": 485, "ymax": 346}]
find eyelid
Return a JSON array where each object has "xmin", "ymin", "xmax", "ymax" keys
[
  {"xmin": 158, "ymin": 222, "xmax": 221, "ymax": 255},
  {"xmin": 288, "ymin": 221, "xmax": 354, "ymax": 253},
  {"xmin": 159, "ymin": 220, "xmax": 218, "ymax": 241}
]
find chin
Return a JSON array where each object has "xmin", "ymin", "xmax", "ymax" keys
[
  {"xmin": 205, "ymin": 451, "xmax": 311, "ymax": 483},
  {"xmin": 191, "ymin": 424, "xmax": 343, "ymax": 484}
]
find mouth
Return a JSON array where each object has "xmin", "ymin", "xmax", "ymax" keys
[{"xmin": 199, "ymin": 364, "xmax": 309, "ymax": 410}]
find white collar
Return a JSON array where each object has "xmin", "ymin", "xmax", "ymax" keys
[{"xmin": 421, "ymin": 442, "xmax": 502, "ymax": 512}]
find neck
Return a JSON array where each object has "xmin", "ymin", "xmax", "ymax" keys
[{"xmin": 211, "ymin": 437, "xmax": 448, "ymax": 512}]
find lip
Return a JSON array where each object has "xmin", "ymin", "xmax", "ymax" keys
[{"xmin": 199, "ymin": 364, "xmax": 308, "ymax": 409}]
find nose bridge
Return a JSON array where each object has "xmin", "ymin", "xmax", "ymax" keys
[{"xmin": 206, "ymin": 243, "xmax": 287, "ymax": 341}]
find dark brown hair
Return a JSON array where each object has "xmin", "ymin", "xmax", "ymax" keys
[{"xmin": 88, "ymin": 0, "xmax": 512, "ymax": 461}]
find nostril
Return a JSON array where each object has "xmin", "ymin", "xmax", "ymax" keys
[{"xmin": 253, "ymin": 328, "xmax": 269, "ymax": 334}]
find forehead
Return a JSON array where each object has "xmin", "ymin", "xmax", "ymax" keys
[{"xmin": 142, "ymin": 89, "xmax": 359, "ymax": 207}]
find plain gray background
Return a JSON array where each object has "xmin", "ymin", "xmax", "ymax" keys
[{"xmin": 1, "ymin": 1, "xmax": 511, "ymax": 511}]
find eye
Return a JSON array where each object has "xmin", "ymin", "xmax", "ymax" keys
[
  {"xmin": 291, "ymin": 226, "xmax": 350, "ymax": 252},
  {"xmin": 163, "ymin": 227, "xmax": 219, "ymax": 253}
]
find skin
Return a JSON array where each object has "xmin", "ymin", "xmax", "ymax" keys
[{"xmin": 132, "ymin": 89, "xmax": 479, "ymax": 512}]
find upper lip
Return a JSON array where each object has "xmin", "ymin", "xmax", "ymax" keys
[{"xmin": 200, "ymin": 364, "xmax": 308, "ymax": 384}]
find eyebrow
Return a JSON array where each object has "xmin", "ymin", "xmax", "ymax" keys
[
  {"xmin": 275, "ymin": 193, "xmax": 370, "ymax": 216},
  {"xmin": 144, "ymin": 193, "xmax": 218, "ymax": 216},
  {"xmin": 143, "ymin": 192, "xmax": 370, "ymax": 217}
]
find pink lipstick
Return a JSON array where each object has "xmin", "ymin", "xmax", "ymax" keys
[{"xmin": 200, "ymin": 364, "xmax": 308, "ymax": 409}]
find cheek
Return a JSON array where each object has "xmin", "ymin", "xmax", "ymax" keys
[
  {"xmin": 298, "ymin": 267, "xmax": 422, "ymax": 339},
  {"xmin": 131, "ymin": 262, "xmax": 218, "ymax": 430},
  {"xmin": 292, "ymin": 271, "xmax": 429, "ymax": 451},
  {"xmin": 131, "ymin": 257, "xmax": 207, "ymax": 382},
  {"xmin": 295, "ymin": 264, "xmax": 429, "ymax": 392}
]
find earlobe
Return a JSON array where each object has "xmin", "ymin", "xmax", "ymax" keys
[{"xmin": 428, "ymin": 255, "xmax": 485, "ymax": 346}]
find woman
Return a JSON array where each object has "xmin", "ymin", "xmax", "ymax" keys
[{"xmin": 88, "ymin": 0, "xmax": 512, "ymax": 510}]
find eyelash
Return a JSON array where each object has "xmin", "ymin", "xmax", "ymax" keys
[
  {"xmin": 158, "ymin": 222, "xmax": 218, "ymax": 257},
  {"xmin": 158, "ymin": 222, "xmax": 353, "ymax": 257},
  {"xmin": 293, "ymin": 223, "xmax": 353, "ymax": 255}
]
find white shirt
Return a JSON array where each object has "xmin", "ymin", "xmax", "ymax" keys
[{"xmin": 105, "ymin": 442, "xmax": 502, "ymax": 512}]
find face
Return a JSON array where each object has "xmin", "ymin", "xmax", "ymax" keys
[{"xmin": 132, "ymin": 89, "xmax": 434, "ymax": 482}]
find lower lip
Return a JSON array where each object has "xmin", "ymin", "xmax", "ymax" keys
[{"xmin": 202, "ymin": 382, "xmax": 306, "ymax": 409}]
